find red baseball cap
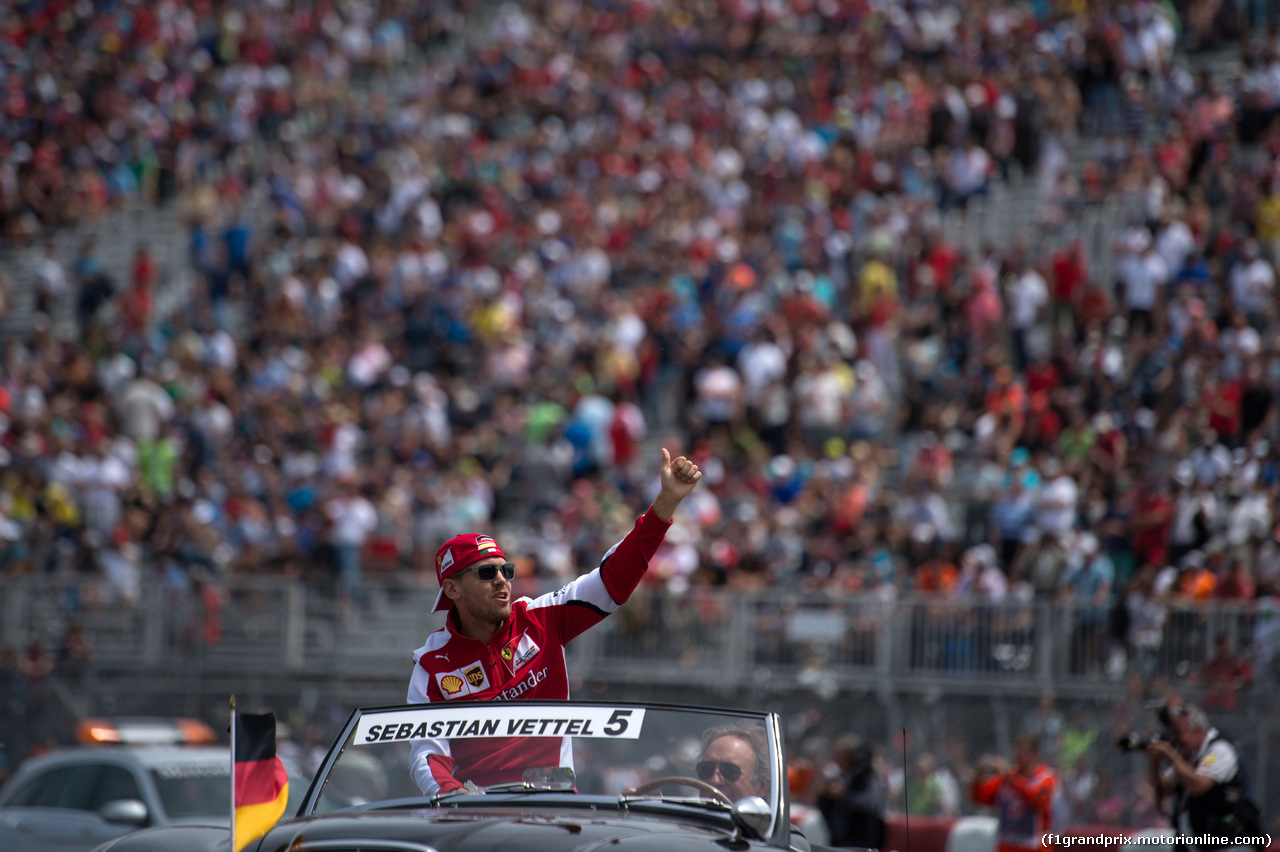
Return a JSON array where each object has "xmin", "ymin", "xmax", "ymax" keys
[{"xmin": 433, "ymin": 534, "xmax": 508, "ymax": 612}]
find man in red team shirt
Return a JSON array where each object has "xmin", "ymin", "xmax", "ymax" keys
[
  {"xmin": 407, "ymin": 449, "xmax": 702, "ymax": 797},
  {"xmin": 971, "ymin": 734, "xmax": 1058, "ymax": 852}
]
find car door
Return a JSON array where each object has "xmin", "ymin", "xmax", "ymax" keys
[
  {"xmin": 83, "ymin": 764, "xmax": 148, "ymax": 848},
  {"xmin": 0, "ymin": 762, "xmax": 139, "ymax": 852}
]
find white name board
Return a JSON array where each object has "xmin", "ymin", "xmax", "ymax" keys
[{"xmin": 354, "ymin": 706, "xmax": 646, "ymax": 745}]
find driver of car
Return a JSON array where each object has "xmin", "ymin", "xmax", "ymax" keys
[{"xmin": 696, "ymin": 724, "xmax": 770, "ymax": 803}]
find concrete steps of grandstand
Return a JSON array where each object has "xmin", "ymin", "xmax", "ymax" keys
[
  {"xmin": 1184, "ymin": 45, "xmax": 1245, "ymax": 79},
  {"xmin": 0, "ymin": 200, "xmax": 192, "ymax": 342},
  {"xmin": 0, "ymin": 25, "xmax": 1241, "ymax": 348}
]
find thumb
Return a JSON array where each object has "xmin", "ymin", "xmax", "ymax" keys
[{"xmin": 661, "ymin": 447, "xmax": 671, "ymax": 467}]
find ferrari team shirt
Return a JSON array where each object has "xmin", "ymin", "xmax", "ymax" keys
[{"xmin": 407, "ymin": 507, "xmax": 672, "ymax": 796}]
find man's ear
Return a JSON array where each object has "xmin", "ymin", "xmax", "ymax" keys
[{"xmin": 443, "ymin": 578, "xmax": 462, "ymax": 604}]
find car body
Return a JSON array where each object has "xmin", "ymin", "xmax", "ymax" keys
[
  {"xmin": 0, "ymin": 720, "xmax": 308, "ymax": 852},
  {"xmin": 89, "ymin": 700, "xmax": 865, "ymax": 852}
]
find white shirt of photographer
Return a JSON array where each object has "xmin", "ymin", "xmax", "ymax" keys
[{"xmin": 1174, "ymin": 728, "xmax": 1238, "ymax": 836}]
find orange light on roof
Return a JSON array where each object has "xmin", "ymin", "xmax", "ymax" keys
[
  {"xmin": 75, "ymin": 716, "xmax": 219, "ymax": 745},
  {"xmin": 77, "ymin": 719, "xmax": 123, "ymax": 744},
  {"xmin": 176, "ymin": 718, "xmax": 217, "ymax": 744}
]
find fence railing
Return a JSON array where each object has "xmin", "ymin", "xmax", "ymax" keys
[
  {"xmin": 5, "ymin": 577, "xmax": 1276, "ymax": 701},
  {"xmin": 5, "ymin": 577, "xmax": 1277, "ymax": 817}
]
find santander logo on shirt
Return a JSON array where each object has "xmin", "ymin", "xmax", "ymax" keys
[{"xmin": 498, "ymin": 667, "xmax": 548, "ymax": 701}]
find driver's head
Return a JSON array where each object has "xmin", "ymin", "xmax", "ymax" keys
[
  {"xmin": 697, "ymin": 724, "xmax": 769, "ymax": 802},
  {"xmin": 434, "ymin": 533, "xmax": 513, "ymax": 617}
]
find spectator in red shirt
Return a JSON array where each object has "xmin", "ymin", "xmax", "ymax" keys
[
  {"xmin": 1089, "ymin": 411, "xmax": 1128, "ymax": 473},
  {"xmin": 1215, "ymin": 558, "xmax": 1256, "ymax": 602},
  {"xmin": 1024, "ymin": 356, "xmax": 1061, "ymax": 398},
  {"xmin": 1050, "ymin": 239, "xmax": 1087, "ymax": 336},
  {"xmin": 120, "ymin": 244, "xmax": 155, "ymax": 339},
  {"xmin": 1023, "ymin": 392, "xmax": 1063, "ymax": 453},
  {"xmin": 1076, "ymin": 280, "xmax": 1115, "ymax": 332},
  {"xmin": 923, "ymin": 230, "xmax": 961, "ymax": 295},
  {"xmin": 1202, "ymin": 373, "xmax": 1243, "ymax": 445},
  {"xmin": 1130, "ymin": 480, "xmax": 1174, "ymax": 568},
  {"xmin": 971, "ymin": 734, "xmax": 1058, "ymax": 852},
  {"xmin": 1192, "ymin": 634, "xmax": 1253, "ymax": 712}
]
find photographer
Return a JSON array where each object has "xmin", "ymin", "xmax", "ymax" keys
[{"xmin": 1145, "ymin": 703, "xmax": 1263, "ymax": 850}]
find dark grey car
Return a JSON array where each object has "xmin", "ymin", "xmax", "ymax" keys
[
  {"xmin": 0, "ymin": 746, "xmax": 306, "ymax": 852},
  {"xmin": 88, "ymin": 700, "xmax": 871, "ymax": 852}
]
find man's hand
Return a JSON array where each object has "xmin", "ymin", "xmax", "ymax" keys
[
  {"xmin": 975, "ymin": 754, "xmax": 1008, "ymax": 779},
  {"xmin": 1145, "ymin": 739, "xmax": 1217, "ymax": 797},
  {"xmin": 660, "ymin": 448, "xmax": 702, "ymax": 499},
  {"xmin": 1145, "ymin": 740, "xmax": 1178, "ymax": 763},
  {"xmin": 653, "ymin": 448, "xmax": 702, "ymax": 521}
]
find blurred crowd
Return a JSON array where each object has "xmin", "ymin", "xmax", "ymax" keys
[
  {"xmin": 4, "ymin": 0, "xmax": 1280, "ymax": 723},
  {"xmin": 785, "ymin": 679, "xmax": 1280, "ymax": 840}
]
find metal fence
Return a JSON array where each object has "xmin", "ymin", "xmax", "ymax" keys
[
  {"xmin": 2, "ymin": 577, "xmax": 1277, "ymax": 825},
  {"xmin": 5, "ymin": 577, "xmax": 1278, "ymax": 692}
]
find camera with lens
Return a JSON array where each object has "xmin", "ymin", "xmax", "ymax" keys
[
  {"xmin": 1116, "ymin": 730, "xmax": 1170, "ymax": 753},
  {"xmin": 1117, "ymin": 701, "xmax": 1184, "ymax": 754}
]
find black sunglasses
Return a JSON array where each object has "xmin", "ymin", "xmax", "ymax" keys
[
  {"xmin": 696, "ymin": 761, "xmax": 744, "ymax": 783},
  {"xmin": 459, "ymin": 562, "xmax": 515, "ymax": 582}
]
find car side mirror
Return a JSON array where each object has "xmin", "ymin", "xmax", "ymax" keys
[
  {"xmin": 100, "ymin": 799, "xmax": 149, "ymax": 827},
  {"xmin": 730, "ymin": 796, "xmax": 771, "ymax": 841}
]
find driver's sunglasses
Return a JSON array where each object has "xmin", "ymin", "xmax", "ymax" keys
[
  {"xmin": 696, "ymin": 761, "xmax": 744, "ymax": 783},
  {"xmin": 459, "ymin": 562, "xmax": 516, "ymax": 582}
]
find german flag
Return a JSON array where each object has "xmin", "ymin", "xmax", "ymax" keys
[{"xmin": 233, "ymin": 711, "xmax": 289, "ymax": 852}]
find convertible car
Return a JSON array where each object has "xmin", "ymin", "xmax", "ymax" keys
[{"xmin": 91, "ymin": 700, "xmax": 864, "ymax": 852}]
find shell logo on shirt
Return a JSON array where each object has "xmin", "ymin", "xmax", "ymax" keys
[{"xmin": 437, "ymin": 663, "xmax": 490, "ymax": 699}]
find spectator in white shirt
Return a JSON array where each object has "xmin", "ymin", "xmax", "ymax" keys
[
  {"xmin": 327, "ymin": 474, "xmax": 378, "ymax": 609},
  {"xmin": 693, "ymin": 351, "xmax": 745, "ymax": 431},
  {"xmin": 1036, "ymin": 457, "xmax": 1079, "ymax": 538},
  {"xmin": 737, "ymin": 329, "xmax": 789, "ymax": 407},
  {"xmin": 35, "ymin": 241, "xmax": 67, "ymax": 317},
  {"xmin": 1190, "ymin": 429, "xmax": 1233, "ymax": 487},
  {"xmin": 1120, "ymin": 235, "xmax": 1169, "ymax": 337},
  {"xmin": 792, "ymin": 352, "xmax": 846, "ymax": 446},
  {"xmin": 1155, "ymin": 207, "xmax": 1196, "ymax": 279},
  {"xmin": 1228, "ymin": 238, "xmax": 1274, "ymax": 326},
  {"xmin": 1009, "ymin": 260, "xmax": 1048, "ymax": 369},
  {"xmin": 114, "ymin": 377, "xmax": 176, "ymax": 445}
]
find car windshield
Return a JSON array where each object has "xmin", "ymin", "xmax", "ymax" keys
[
  {"xmin": 149, "ymin": 764, "xmax": 232, "ymax": 820},
  {"xmin": 149, "ymin": 759, "xmax": 308, "ymax": 822},
  {"xmin": 308, "ymin": 702, "xmax": 780, "ymax": 830}
]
